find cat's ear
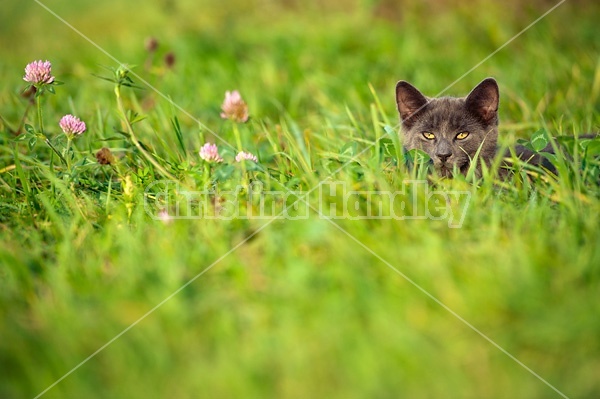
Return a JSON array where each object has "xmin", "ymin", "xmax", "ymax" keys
[
  {"xmin": 395, "ymin": 81, "xmax": 428, "ymax": 127},
  {"xmin": 465, "ymin": 78, "xmax": 499, "ymax": 125}
]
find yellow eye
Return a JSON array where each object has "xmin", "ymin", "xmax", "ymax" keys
[
  {"xmin": 456, "ymin": 132, "xmax": 469, "ymax": 140},
  {"xmin": 422, "ymin": 132, "xmax": 435, "ymax": 140}
]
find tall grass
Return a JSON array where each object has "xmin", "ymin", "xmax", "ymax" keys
[{"xmin": 1, "ymin": 0, "xmax": 599, "ymax": 398}]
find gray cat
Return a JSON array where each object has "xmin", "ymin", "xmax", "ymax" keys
[
  {"xmin": 395, "ymin": 78, "xmax": 501, "ymax": 177},
  {"xmin": 395, "ymin": 78, "xmax": 598, "ymax": 179}
]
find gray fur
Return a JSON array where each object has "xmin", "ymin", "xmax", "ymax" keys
[{"xmin": 396, "ymin": 78, "xmax": 499, "ymax": 177}]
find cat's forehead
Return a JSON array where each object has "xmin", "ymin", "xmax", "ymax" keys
[{"xmin": 417, "ymin": 97, "xmax": 473, "ymax": 130}]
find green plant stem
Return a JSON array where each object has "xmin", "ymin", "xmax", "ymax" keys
[
  {"xmin": 65, "ymin": 137, "xmax": 72, "ymax": 172},
  {"xmin": 35, "ymin": 93, "xmax": 68, "ymax": 167},
  {"xmin": 36, "ymin": 95, "xmax": 44, "ymax": 134},
  {"xmin": 114, "ymin": 85, "xmax": 178, "ymax": 181},
  {"xmin": 232, "ymin": 123, "xmax": 243, "ymax": 152},
  {"xmin": 203, "ymin": 163, "xmax": 210, "ymax": 190},
  {"xmin": 232, "ymin": 123, "xmax": 248, "ymax": 187},
  {"xmin": 45, "ymin": 137, "xmax": 68, "ymax": 166}
]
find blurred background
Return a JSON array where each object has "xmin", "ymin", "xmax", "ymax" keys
[
  {"xmin": 1, "ymin": 1, "xmax": 599, "ymax": 398},
  {"xmin": 1, "ymin": 0, "xmax": 598, "ymax": 129}
]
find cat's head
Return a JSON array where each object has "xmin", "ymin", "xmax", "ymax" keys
[{"xmin": 395, "ymin": 78, "xmax": 499, "ymax": 177}]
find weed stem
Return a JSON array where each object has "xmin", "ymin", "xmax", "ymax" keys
[{"xmin": 114, "ymin": 85, "xmax": 178, "ymax": 181}]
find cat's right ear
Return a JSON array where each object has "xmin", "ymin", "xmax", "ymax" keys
[
  {"xmin": 465, "ymin": 78, "xmax": 499, "ymax": 126},
  {"xmin": 395, "ymin": 81, "xmax": 428, "ymax": 127}
]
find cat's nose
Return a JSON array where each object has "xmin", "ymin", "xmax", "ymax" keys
[{"xmin": 436, "ymin": 152, "xmax": 451, "ymax": 162}]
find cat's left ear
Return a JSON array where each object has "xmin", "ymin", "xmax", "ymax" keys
[{"xmin": 465, "ymin": 78, "xmax": 499, "ymax": 125}]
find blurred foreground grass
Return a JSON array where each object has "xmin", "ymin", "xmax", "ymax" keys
[{"xmin": 1, "ymin": 0, "xmax": 599, "ymax": 398}]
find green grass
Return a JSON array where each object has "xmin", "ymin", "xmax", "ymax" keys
[{"xmin": 1, "ymin": 0, "xmax": 600, "ymax": 398}]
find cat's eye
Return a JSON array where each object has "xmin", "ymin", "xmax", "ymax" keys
[
  {"xmin": 455, "ymin": 132, "xmax": 469, "ymax": 140},
  {"xmin": 422, "ymin": 132, "xmax": 435, "ymax": 140}
]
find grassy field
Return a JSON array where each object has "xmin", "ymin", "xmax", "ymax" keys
[{"xmin": 1, "ymin": 0, "xmax": 599, "ymax": 398}]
